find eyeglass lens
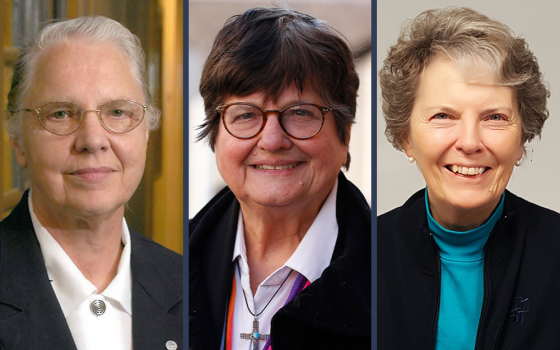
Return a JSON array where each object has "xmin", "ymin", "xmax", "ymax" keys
[
  {"xmin": 37, "ymin": 100, "xmax": 145, "ymax": 135},
  {"xmin": 223, "ymin": 104, "xmax": 324, "ymax": 139}
]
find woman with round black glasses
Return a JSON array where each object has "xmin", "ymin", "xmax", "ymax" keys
[{"xmin": 189, "ymin": 6, "xmax": 371, "ymax": 350}]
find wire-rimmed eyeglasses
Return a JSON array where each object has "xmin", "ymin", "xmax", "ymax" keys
[
  {"xmin": 216, "ymin": 102, "xmax": 330, "ymax": 139},
  {"xmin": 20, "ymin": 99, "xmax": 147, "ymax": 136}
]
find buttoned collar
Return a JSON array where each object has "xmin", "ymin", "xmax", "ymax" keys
[
  {"xmin": 232, "ymin": 178, "xmax": 339, "ymax": 284},
  {"xmin": 29, "ymin": 189, "xmax": 132, "ymax": 318}
]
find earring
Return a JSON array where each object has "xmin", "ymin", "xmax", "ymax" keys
[
  {"xmin": 408, "ymin": 156, "xmax": 415, "ymax": 164},
  {"xmin": 515, "ymin": 160, "xmax": 521, "ymax": 167}
]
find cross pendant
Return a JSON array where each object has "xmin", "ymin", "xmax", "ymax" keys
[{"xmin": 240, "ymin": 318, "xmax": 269, "ymax": 349}]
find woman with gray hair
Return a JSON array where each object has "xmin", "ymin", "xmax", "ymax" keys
[
  {"xmin": 378, "ymin": 7, "xmax": 560, "ymax": 350},
  {"xmin": 0, "ymin": 17, "xmax": 181, "ymax": 349}
]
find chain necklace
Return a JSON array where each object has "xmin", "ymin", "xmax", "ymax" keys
[{"xmin": 237, "ymin": 260, "xmax": 293, "ymax": 349}]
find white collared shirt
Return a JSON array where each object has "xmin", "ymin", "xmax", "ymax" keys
[
  {"xmin": 231, "ymin": 179, "xmax": 339, "ymax": 350},
  {"xmin": 30, "ymin": 192, "xmax": 133, "ymax": 350}
]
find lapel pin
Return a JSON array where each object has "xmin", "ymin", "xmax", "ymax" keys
[{"xmin": 166, "ymin": 340, "xmax": 178, "ymax": 350}]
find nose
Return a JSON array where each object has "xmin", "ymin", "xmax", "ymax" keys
[
  {"xmin": 455, "ymin": 117, "xmax": 483, "ymax": 154},
  {"xmin": 256, "ymin": 113, "xmax": 292, "ymax": 152},
  {"xmin": 73, "ymin": 110, "xmax": 111, "ymax": 153}
]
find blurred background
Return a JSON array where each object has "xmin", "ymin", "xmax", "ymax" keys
[
  {"xmin": 189, "ymin": 0, "xmax": 372, "ymax": 219},
  {"xmin": 377, "ymin": 0, "xmax": 560, "ymax": 215},
  {"xmin": 0, "ymin": 0, "xmax": 183, "ymax": 254}
]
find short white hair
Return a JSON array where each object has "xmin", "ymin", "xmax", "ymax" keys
[{"xmin": 7, "ymin": 16, "xmax": 160, "ymax": 138}]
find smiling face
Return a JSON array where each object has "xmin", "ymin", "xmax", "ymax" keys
[
  {"xmin": 14, "ymin": 38, "xmax": 148, "ymax": 226},
  {"xmin": 214, "ymin": 86, "xmax": 348, "ymax": 212},
  {"xmin": 402, "ymin": 55, "xmax": 524, "ymax": 229}
]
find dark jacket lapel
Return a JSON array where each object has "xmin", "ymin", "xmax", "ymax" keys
[
  {"xmin": 131, "ymin": 232, "xmax": 183, "ymax": 350},
  {"xmin": 0, "ymin": 192, "xmax": 77, "ymax": 350},
  {"xmin": 189, "ymin": 188, "xmax": 239, "ymax": 349},
  {"xmin": 270, "ymin": 172, "xmax": 371, "ymax": 349}
]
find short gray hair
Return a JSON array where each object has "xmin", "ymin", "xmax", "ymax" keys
[
  {"xmin": 7, "ymin": 16, "xmax": 160, "ymax": 138},
  {"xmin": 379, "ymin": 7, "xmax": 549, "ymax": 151}
]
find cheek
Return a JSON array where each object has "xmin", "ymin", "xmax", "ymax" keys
[
  {"xmin": 216, "ymin": 145, "xmax": 250, "ymax": 173},
  {"xmin": 215, "ymin": 131, "xmax": 253, "ymax": 173},
  {"xmin": 24, "ymin": 137, "xmax": 66, "ymax": 170},
  {"xmin": 118, "ymin": 140, "xmax": 148, "ymax": 173}
]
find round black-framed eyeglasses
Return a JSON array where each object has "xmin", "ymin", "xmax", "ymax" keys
[
  {"xmin": 216, "ymin": 102, "xmax": 331, "ymax": 140},
  {"xmin": 21, "ymin": 99, "xmax": 147, "ymax": 136}
]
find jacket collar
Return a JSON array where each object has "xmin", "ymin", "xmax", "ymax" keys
[{"xmin": 394, "ymin": 189, "xmax": 521, "ymax": 276}]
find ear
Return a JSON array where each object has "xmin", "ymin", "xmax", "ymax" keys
[
  {"xmin": 515, "ymin": 142, "xmax": 524, "ymax": 163},
  {"xmin": 401, "ymin": 134, "xmax": 414, "ymax": 158},
  {"xmin": 11, "ymin": 137, "xmax": 28, "ymax": 168},
  {"xmin": 342, "ymin": 124, "xmax": 352, "ymax": 166}
]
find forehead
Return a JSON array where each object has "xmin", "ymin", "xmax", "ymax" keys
[
  {"xmin": 26, "ymin": 38, "xmax": 143, "ymax": 104},
  {"xmin": 416, "ymin": 55, "xmax": 514, "ymax": 103}
]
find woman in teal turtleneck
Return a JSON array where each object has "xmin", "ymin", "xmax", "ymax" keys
[{"xmin": 378, "ymin": 7, "xmax": 560, "ymax": 350}]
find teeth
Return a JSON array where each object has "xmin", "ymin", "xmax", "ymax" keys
[
  {"xmin": 256, "ymin": 164, "xmax": 297, "ymax": 170},
  {"xmin": 449, "ymin": 165, "xmax": 486, "ymax": 176}
]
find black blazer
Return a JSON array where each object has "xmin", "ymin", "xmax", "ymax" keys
[
  {"xmin": 0, "ymin": 192, "xmax": 183, "ymax": 350},
  {"xmin": 189, "ymin": 172, "xmax": 371, "ymax": 350}
]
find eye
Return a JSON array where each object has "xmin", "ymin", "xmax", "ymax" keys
[
  {"xmin": 110, "ymin": 109, "xmax": 123, "ymax": 117},
  {"xmin": 236, "ymin": 113, "xmax": 256, "ymax": 121},
  {"xmin": 488, "ymin": 114, "xmax": 506, "ymax": 121},
  {"xmin": 294, "ymin": 109, "xmax": 312, "ymax": 116},
  {"xmin": 108, "ymin": 109, "xmax": 130, "ymax": 118},
  {"xmin": 49, "ymin": 110, "xmax": 72, "ymax": 120},
  {"xmin": 432, "ymin": 113, "xmax": 449, "ymax": 120}
]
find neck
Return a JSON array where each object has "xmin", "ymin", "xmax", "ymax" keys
[
  {"xmin": 32, "ymin": 198, "xmax": 125, "ymax": 292},
  {"xmin": 428, "ymin": 194, "xmax": 500, "ymax": 232},
  {"xmin": 239, "ymin": 186, "xmax": 331, "ymax": 294}
]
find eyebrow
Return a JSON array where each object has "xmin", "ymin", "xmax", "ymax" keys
[{"xmin": 424, "ymin": 106, "xmax": 514, "ymax": 116}]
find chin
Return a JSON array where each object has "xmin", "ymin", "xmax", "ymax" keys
[
  {"xmin": 67, "ymin": 193, "xmax": 128, "ymax": 217},
  {"xmin": 243, "ymin": 188, "xmax": 301, "ymax": 208},
  {"xmin": 250, "ymin": 195, "xmax": 297, "ymax": 208},
  {"xmin": 446, "ymin": 191, "xmax": 501, "ymax": 211}
]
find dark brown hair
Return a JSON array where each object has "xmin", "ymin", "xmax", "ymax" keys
[
  {"xmin": 198, "ymin": 7, "xmax": 359, "ymax": 169},
  {"xmin": 379, "ymin": 7, "xmax": 549, "ymax": 151}
]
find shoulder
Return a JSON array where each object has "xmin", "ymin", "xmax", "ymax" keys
[
  {"xmin": 335, "ymin": 172, "xmax": 371, "ymax": 229},
  {"xmin": 378, "ymin": 188, "xmax": 425, "ymax": 227},
  {"xmin": 505, "ymin": 190, "xmax": 560, "ymax": 231},
  {"xmin": 504, "ymin": 190, "xmax": 560, "ymax": 222},
  {"xmin": 189, "ymin": 185, "xmax": 236, "ymax": 238},
  {"xmin": 130, "ymin": 231, "xmax": 182, "ymax": 275}
]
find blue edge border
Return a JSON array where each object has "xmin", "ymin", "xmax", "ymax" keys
[
  {"xmin": 184, "ymin": 2, "xmax": 378, "ymax": 348},
  {"xmin": 371, "ymin": 4, "xmax": 378, "ymax": 350}
]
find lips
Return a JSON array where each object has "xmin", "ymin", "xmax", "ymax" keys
[
  {"xmin": 66, "ymin": 167, "xmax": 117, "ymax": 182},
  {"xmin": 68, "ymin": 167, "xmax": 116, "ymax": 175},
  {"xmin": 446, "ymin": 165, "xmax": 488, "ymax": 176}
]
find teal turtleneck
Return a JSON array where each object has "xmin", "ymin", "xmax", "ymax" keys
[{"xmin": 426, "ymin": 189, "xmax": 504, "ymax": 350}]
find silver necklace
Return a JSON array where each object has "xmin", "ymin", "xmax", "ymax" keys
[{"xmin": 237, "ymin": 260, "xmax": 293, "ymax": 349}]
